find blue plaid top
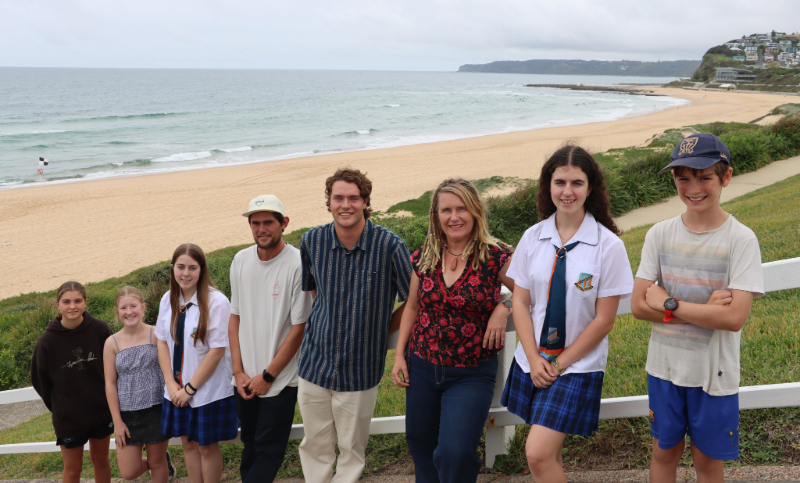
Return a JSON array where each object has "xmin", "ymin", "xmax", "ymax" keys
[{"xmin": 299, "ymin": 220, "xmax": 412, "ymax": 391}]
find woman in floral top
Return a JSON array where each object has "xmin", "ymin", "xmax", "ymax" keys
[{"xmin": 391, "ymin": 178, "xmax": 513, "ymax": 483}]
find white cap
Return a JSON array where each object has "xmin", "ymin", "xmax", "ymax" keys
[{"xmin": 242, "ymin": 195, "xmax": 285, "ymax": 217}]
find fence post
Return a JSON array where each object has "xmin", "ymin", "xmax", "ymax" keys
[{"xmin": 484, "ymin": 289, "xmax": 515, "ymax": 469}]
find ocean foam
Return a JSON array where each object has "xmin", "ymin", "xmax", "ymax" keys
[
  {"xmin": 220, "ymin": 146, "xmax": 252, "ymax": 153},
  {"xmin": 153, "ymin": 151, "xmax": 213, "ymax": 162}
]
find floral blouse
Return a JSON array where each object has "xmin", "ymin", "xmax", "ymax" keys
[{"xmin": 409, "ymin": 244, "xmax": 512, "ymax": 367}]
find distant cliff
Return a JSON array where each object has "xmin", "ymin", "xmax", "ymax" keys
[{"xmin": 458, "ymin": 59, "xmax": 701, "ymax": 77}]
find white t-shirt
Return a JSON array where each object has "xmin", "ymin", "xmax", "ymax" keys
[
  {"xmin": 229, "ymin": 244, "xmax": 312, "ymax": 398},
  {"xmin": 507, "ymin": 212, "xmax": 634, "ymax": 375},
  {"xmin": 637, "ymin": 214, "xmax": 764, "ymax": 396},
  {"xmin": 155, "ymin": 288, "xmax": 234, "ymax": 407}
]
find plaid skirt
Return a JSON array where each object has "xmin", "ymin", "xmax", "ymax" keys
[
  {"xmin": 501, "ymin": 359, "xmax": 604, "ymax": 436},
  {"xmin": 161, "ymin": 396, "xmax": 239, "ymax": 446}
]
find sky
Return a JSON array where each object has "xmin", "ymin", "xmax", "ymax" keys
[{"xmin": 2, "ymin": 0, "xmax": 799, "ymax": 71}]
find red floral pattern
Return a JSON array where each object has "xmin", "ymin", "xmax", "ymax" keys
[{"xmin": 409, "ymin": 244, "xmax": 512, "ymax": 367}]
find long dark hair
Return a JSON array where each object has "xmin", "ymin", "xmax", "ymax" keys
[
  {"xmin": 169, "ymin": 243, "xmax": 214, "ymax": 346},
  {"xmin": 536, "ymin": 145, "xmax": 620, "ymax": 236}
]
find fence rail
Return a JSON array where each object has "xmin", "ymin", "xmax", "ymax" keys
[{"xmin": 1, "ymin": 257, "xmax": 798, "ymax": 468}]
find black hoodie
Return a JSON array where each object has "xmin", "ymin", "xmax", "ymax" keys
[{"xmin": 31, "ymin": 311, "xmax": 113, "ymax": 438}]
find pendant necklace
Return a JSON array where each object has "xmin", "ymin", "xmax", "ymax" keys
[{"xmin": 446, "ymin": 250, "xmax": 464, "ymax": 271}]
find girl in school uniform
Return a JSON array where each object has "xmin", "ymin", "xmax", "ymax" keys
[
  {"xmin": 501, "ymin": 145, "xmax": 634, "ymax": 481},
  {"xmin": 155, "ymin": 243, "xmax": 238, "ymax": 483},
  {"xmin": 31, "ymin": 281, "xmax": 114, "ymax": 483},
  {"xmin": 103, "ymin": 286, "xmax": 174, "ymax": 483}
]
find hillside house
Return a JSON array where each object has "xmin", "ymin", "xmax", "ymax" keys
[
  {"xmin": 779, "ymin": 40, "xmax": 793, "ymax": 50},
  {"xmin": 746, "ymin": 53, "xmax": 759, "ymax": 61},
  {"xmin": 778, "ymin": 52, "xmax": 794, "ymax": 61},
  {"xmin": 764, "ymin": 53, "xmax": 775, "ymax": 62},
  {"xmin": 733, "ymin": 55, "xmax": 746, "ymax": 61},
  {"xmin": 767, "ymin": 46, "xmax": 780, "ymax": 54},
  {"xmin": 766, "ymin": 42, "xmax": 779, "ymax": 49},
  {"xmin": 714, "ymin": 67, "xmax": 756, "ymax": 84},
  {"xmin": 745, "ymin": 46, "xmax": 758, "ymax": 54},
  {"xmin": 725, "ymin": 42, "xmax": 741, "ymax": 49}
]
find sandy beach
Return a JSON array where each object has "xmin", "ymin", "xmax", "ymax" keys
[{"xmin": 1, "ymin": 87, "xmax": 795, "ymax": 300}]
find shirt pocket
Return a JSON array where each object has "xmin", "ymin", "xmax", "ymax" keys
[{"xmin": 569, "ymin": 264, "xmax": 600, "ymax": 301}]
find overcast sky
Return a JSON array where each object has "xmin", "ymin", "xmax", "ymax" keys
[{"xmin": 2, "ymin": 0, "xmax": 799, "ymax": 71}]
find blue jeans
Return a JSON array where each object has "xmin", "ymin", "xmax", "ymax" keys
[
  {"xmin": 405, "ymin": 353, "xmax": 497, "ymax": 483},
  {"xmin": 234, "ymin": 386, "xmax": 298, "ymax": 483}
]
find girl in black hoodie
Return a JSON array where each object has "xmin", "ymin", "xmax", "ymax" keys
[{"xmin": 31, "ymin": 281, "xmax": 113, "ymax": 483}]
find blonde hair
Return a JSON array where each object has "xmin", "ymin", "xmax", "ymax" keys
[
  {"xmin": 55, "ymin": 281, "xmax": 87, "ymax": 320},
  {"xmin": 417, "ymin": 178, "xmax": 500, "ymax": 273},
  {"xmin": 114, "ymin": 286, "xmax": 145, "ymax": 323}
]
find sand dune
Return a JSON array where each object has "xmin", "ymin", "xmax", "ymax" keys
[{"xmin": 0, "ymin": 87, "xmax": 794, "ymax": 299}]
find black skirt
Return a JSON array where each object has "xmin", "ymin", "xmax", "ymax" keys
[{"xmin": 120, "ymin": 404, "xmax": 170, "ymax": 445}]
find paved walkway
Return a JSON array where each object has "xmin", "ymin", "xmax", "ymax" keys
[{"xmin": 615, "ymin": 154, "xmax": 800, "ymax": 231}]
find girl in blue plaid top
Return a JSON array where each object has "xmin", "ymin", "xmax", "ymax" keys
[
  {"xmin": 103, "ymin": 286, "xmax": 172, "ymax": 483},
  {"xmin": 501, "ymin": 146, "xmax": 633, "ymax": 481}
]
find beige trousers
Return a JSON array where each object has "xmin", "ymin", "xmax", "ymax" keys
[{"xmin": 297, "ymin": 378, "xmax": 379, "ymax": 483}]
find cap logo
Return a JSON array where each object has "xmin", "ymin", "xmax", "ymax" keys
[
  {"xmin": 255, "ymin": 200, "xmax": 264, "ymax": 206},
  {"xmin": 720, "ymin": 152, "xmax": 728, "ymax": 159},
  {"xmin": 678, "ymin": 137, "xmax": 699, "ymax": 156}
]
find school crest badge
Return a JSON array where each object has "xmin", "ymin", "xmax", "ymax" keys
[
  {"xmin": 574, "ymin": 272, "xmax": 594, "ymax": 292},
  {"xmin": 678, "ymin": 137, "xmax": 699, "ymax": 156},
  {"xmin": 547, "ymin": 327, "xmax": 559, "ymax": 344},
  {"xmin": 649, "ymin": 409, "xmax": 655, "ymax": 423}
]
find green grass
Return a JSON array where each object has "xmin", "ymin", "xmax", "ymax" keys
[
  {"xmin": 492, "ymin": 173, "xmax": 800, "ymax": 474},
  {"xmin": 1, "ymin": 118, "xmax": 800, "ymax": 478}
]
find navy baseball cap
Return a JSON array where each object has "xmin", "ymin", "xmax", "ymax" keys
[{"xmin": 659, "ymin": 133, "xmax": 732, "ymax": 175}]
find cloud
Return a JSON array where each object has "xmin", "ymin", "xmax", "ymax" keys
[{"xmin": 1, "ymin": 0, "xmax": 798, "ymax": 70}]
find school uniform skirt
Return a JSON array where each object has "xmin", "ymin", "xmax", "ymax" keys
[
  {"xmin": 501, "ymin": 360, "xmax": 604, "ymax": 436},
  {"xmin": 161, "ymin": 396, "xmax": 239, "ymax": 446}
]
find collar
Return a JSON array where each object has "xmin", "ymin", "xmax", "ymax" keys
[
  {"xmin": 539, "ymin": 212, "xmax": 599, "ymax": 247},
  {"xmin": 178, "ymin": 291, "xmax": 200, "ymax": 306},
  {"xmin": 327, "ymin": 219, "xmax": 373, "ymax": 252}
]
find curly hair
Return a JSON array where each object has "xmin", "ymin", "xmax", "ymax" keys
[
  {"xmin": 416, "ymin": 178, "xmax": 502, "ymax": 272},
  {"xmin": 536, "ymin": 145, "xmax": 620, "ymax": 236},
  {"xmin": 325, "ymin": 168, "xmax": 372, "ymax": 219}
]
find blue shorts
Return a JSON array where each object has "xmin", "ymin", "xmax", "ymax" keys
[{"xmin": 648, "ymin": 375, "xmax": 739, "ymax": 461}]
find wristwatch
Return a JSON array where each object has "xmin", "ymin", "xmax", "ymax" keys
[
  {"xmin": 663, "ymin": 297, "xmax": 680, "ymax": 322},
  {"xmin": 262, "ymin": 369, "xmax": 275, "ymax": 383},
  {"xmin": 502, "ymin": 299, "xmax": 513, "ymax": 311}
]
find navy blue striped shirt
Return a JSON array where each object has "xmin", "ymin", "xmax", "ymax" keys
[{"xmin": 299, "ymin": 220, "xmax": 412, "ymax": 391}]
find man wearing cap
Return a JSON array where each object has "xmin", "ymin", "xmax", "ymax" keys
[
  {"xmin": 228, "ymin": 195, "xmax": 313, "ymax": 483},
  {"xmin": 631, "ymin": 133, "xmax": 764, "ymax": 482}
]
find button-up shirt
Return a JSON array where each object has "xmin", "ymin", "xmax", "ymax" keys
[{"xmin": 299, "ymin": 220, "xmax": 412, "ymax": 391}]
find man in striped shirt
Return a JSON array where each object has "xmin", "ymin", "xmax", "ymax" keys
[{"xmin": 297, "ymin": 168, "xmax": 412, "ymax": 482}]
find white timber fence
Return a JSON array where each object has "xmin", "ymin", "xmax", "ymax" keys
[{"xmin": 0, "ymin": 257, "xmax": 799, "ymax": 469}]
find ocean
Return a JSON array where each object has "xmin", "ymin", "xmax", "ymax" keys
[{"xmin": 0, "ymin": 68, "xmax": 686, "ymax": 189}]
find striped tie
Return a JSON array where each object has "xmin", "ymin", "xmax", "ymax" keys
[
  {"xmin": 172, "ymin": 302, "xmax": 194, "ymax": 385},
  {"xmin": 538, "ymin": 242, "xmax": 579, "ymax": 361}
]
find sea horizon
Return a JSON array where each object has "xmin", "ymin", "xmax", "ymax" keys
[{"xmin": 0, "ymin": 68, "xmax": 686, "ymax": 191}]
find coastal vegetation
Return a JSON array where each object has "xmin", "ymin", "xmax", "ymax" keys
[{"xmin": 0, "ymin": 115, "xmax": 799, "ymax": 478}]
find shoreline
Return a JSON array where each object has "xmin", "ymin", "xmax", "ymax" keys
[
  {"xmin": 0, "ymin": 87, "xmax": 794, "ymax": 299},
  {"xmin": 0, "ymin": 88, "xmax": 685, "ymax": 193}
]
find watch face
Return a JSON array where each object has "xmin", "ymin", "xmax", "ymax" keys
[
  {"xmin": 664, "ymin": 298, "xmax": 679, "ymax": 311},
  {"xmin": 503, "ymin": 299, "xmax": 513, "ymax": 309}
]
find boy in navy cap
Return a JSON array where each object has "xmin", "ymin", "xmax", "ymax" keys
[{"xmin": 631, "ymin": 133, "xmax": 764, "ymax": 482}]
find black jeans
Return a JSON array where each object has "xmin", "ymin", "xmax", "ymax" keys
[{"xmin": 234, "ymin": 386, "xmax": 298, "ymax": 483}]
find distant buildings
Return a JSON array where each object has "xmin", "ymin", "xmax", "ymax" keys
[{"xmin": 714, "ymin": 68, "xmax": 756, "ymax": 84}]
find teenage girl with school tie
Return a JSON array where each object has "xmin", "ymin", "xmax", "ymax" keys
[
  {"xmin": 501, "ymin": 145, "xmax": 634, "ymax": 482},
  {"xmin": 155, "ymin": 243, "xmax": 238, "ymax": 483}
]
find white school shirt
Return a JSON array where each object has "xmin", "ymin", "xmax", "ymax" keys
[
  {"xmin": 507, "ymin": 212, "xmax": 634, "ymax": 375},
  {"xmin": 155, "ymin": 288, "xmax": 234, "ymax": 407},
  {"xmin": 229, "ymin": 244, "xmax": 312, "ymax": 398}
]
